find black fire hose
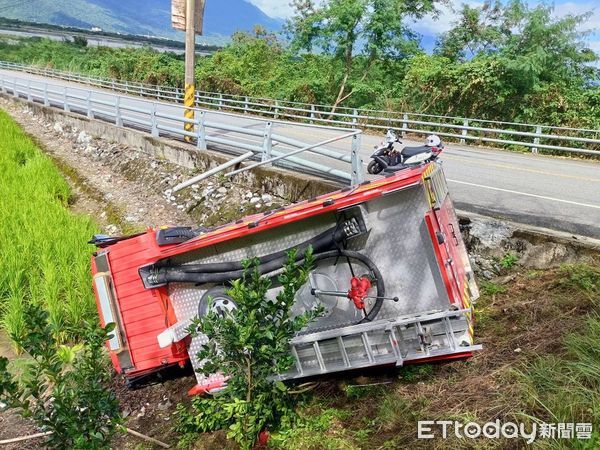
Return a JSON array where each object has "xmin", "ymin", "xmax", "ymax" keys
[
  {"xmin": 170, "ymin": 226, "xmax": 340, "ymax": 274},
  {"xmin": 148, "ymin": 248, "xmax": 385, "ymax": 323}
]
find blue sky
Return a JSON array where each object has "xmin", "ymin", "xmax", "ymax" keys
[{"xmin": 248, "ymin": 0, "xmax": 600, "ymax": 54}]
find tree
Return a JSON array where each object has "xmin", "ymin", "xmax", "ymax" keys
[
  {"xmin": 177, "ymin": 249, "xmax": 323, "ymax": 449},
  {"xmin": 406, "ymin": 0, "xmax": 600, "ymax": 122},
  {"xmin": 287, "ymin": 0, "xmax": 439, "ymax": 113},
  {"xmin": 0, "ymin": 304, "xmax": 121, "ymax": 450},
  {"xmin": 436, "ymin": 0, "xmax": 598, "ymax": 85}
]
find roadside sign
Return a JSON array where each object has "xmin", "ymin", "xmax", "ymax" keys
[{"xmin": 172, "ymin": 0, "xmax": 205, "ymax": 34}]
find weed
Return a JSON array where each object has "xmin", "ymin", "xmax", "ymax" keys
[
  {"xmin": 515, "ymin": 314, "xmax": 600, "ymax": 444},
  {"xmin": 558, "ymin": 264, "xmax": 600, "ymax": 293},
  {"xmin": 480, "ymin": 281, "xmax": 507, "ymax": 296},
  {"xmin": 500, "ymin": 251, "xmax": 519, "ymax": 269},
  {"xmin": 344, "ymin": 383, "xmax": 383, "ymax": 400},
  {"xmin": 270, "ymin": 408, "xmax": 358, "ymax": 449},
  {"xmin": 398, "ymin": 364, "xmax": 434, "ymax": 383}
]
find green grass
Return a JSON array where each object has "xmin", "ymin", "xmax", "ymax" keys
[
  {"xmin": 0, "ymin": 110, "xmax": 97, "ymax": 349},
  {"xmin": 515, "ymin": 264, "xmax": 600, "ymax": 447}
]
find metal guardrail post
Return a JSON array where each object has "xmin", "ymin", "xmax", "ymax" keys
[
  {"xmin": 26, "ymin": 80, "xmax": 32, "ymax": 102},
  {"xmin": 125, "ymin": 80, "xmax": 129, "ymax": 94},
  {"xmin": 351, "ymin": 133, "xmax": 364, "ymax": 185},
  {"xmin": 43, "ymin": 83, "xmax": 49, "ymax": 107},
  {"xmin": 13, "ymin": 79, "xmax": 18, "ymax": 98},
  {"xmin": 244, "ymin": 96, "xmax": 249, "ymax": 114},
  {"xmin": 218, "ymin": 94, "xmax": 224, "ymax": 110},
  {"xmin": 402, "ymin": 114, "xmax": 408, "ymax": 137},
  {"xmin": 274, "ymin": 100, "xmax": 280, "ymax": 119},
  {"xmin": 352, "ymin": 109, "xmax": 358, "ymax": 129},
  {"xmin": 461, "ymin": 119, "xmax": 469, "ymax": 144},
  {"xmin": 197, "ymin": 111, "xmax": 207, "ymax": 150},
  {"xmin": 115, "ymin": 97, "xmax": 123, "ymax": 127},
  {"xmin": 532, "ymin": 125, "xmax": 541, "ymax": 154},
  {"xmin": 262, "ymin": 121, "xmax": 273, "ymax": 162},
  {"xmin": 310, "ymin": 104, "xmax": 315, "ymax": 124},
  {"xmin": 87, "ymin": 91, "xmax": 93, "ymax": 119},
  {"xmin": 63, "ymin": 87, "xmax": 70, "ymax": 112},
  {"xmin": 151, "ymin": 103, "xmax": 159, "ymax": 137}
]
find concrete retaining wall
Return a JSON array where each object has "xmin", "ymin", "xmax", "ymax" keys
[{"xmin": 3, "ymin": 94, "xmax": 338, "ymax": 202}]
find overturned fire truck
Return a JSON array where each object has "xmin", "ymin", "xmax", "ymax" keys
[{"xmin": 91, "ymin": 162, "xmax": 480, "ymax": 394}]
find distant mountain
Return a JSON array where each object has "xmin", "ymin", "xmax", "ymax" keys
[{"xmin": 0, "ymin": 0, "xmax": 283, "ymax": 40}]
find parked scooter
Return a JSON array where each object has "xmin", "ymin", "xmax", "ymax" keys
[
  {"xmin": 368, "ymin": 130, "xmax": 444, "ymax": 174},
  {"xmin": 367, "ymin": 129, "xmax": 397, "ymax": 174}
]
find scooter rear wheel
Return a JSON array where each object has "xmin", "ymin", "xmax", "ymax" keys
[{"xmin": 367, "ymin": 160, "xmax": 383, "ymax": 175}]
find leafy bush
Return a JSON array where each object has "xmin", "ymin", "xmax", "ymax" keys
[
  {"xmin": 0, "ymin": 304, "xmax": 121, "ymax": 449},
  {"xmin": 177, "ymin": 249, "xmax": 323, "ymax": 449}
]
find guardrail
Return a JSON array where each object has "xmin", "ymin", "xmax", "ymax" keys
[
  {"xmin": 0, "ymin": 72, "xmax": 364, "ymax": 185},
  {"xmin": 0, "ymin": 61, "xmax": 599, "ymax": 156}
]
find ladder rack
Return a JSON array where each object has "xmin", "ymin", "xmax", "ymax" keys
[{"xmin": 276, "ymin": 308, "xmax": 480, "ymax": 380}]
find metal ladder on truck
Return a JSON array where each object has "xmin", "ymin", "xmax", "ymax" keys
[{"xmin": 277, "ymin": 308, "xmax": 481, "ymax": 380}]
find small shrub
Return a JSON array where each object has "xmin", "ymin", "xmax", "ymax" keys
[
  {"xmin": 177, "ymin": 249, "xmax": 323, "ymax": 449},
  {"xmin": 0, "ymin": 304, "xmax": 121, "ymax": 449},
  {"xmin": 72, "ymin": 35, "xmax": 88, "ymax": 47},
  {"xmin": 500, "ymin": 252, "xmax": 519, "ymax": 269}
]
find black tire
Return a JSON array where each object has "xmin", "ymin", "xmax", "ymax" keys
[
  {"xmin": 367, "ymin": 160, "xmax": 383, "ymax": 175},
  {"xmin": 198, "ymin": 286, "xmax": 237, "ymax": 318}
]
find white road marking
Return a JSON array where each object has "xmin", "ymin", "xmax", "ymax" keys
[{"xmin": 447, "ymin": 179, "xmax": 600, "ymax": 210}]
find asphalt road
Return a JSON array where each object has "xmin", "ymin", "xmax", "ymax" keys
[{"xmin": 1, "ymin": 69, "xmax": 599, "ymax": 238}]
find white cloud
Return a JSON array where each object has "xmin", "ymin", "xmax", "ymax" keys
[
  {"xmin": 248, "ymin": 0, "xmax": 295, "ymax": 19},
  {"xmin": 553, "ymin": 2, "xmax": 600, "ymax": 32},
  {"xmin": 410, "ymin": 0, "xmax": 483, "ymax": 36}
]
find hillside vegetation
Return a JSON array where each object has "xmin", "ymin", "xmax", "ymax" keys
[
  {"xmin": 0, "ymin": 0, "xmax": 282, "ymax": 40},
  {"xmin": 0, "ymin": 1, "xmax": 597, "ymax": 129}
]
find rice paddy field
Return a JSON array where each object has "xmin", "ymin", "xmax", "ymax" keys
[{"xmin": 0, "ymin": 109, "xmax": 97, "ymax": 349}]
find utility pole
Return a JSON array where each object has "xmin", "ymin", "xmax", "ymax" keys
[{"xmin": 183, "ymin": 0, "xmax": 196, "ymax": 142}]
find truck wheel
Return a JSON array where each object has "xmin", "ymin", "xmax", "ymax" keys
[
  {"xmin": 198, "ymin": 286, "xmax": 237, "ymax": 318},
  {"xmin": 367, "ymin": 160, "xmax": 383, "ymax": 174}
]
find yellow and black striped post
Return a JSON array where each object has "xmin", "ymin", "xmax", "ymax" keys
[
  {"xmin": 183, "ymin": 0, "xmax": 197, "ymax": 143},
  {"xmin": 184, "ymin": 83, "xmax": 195, "ymax": 142}
]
